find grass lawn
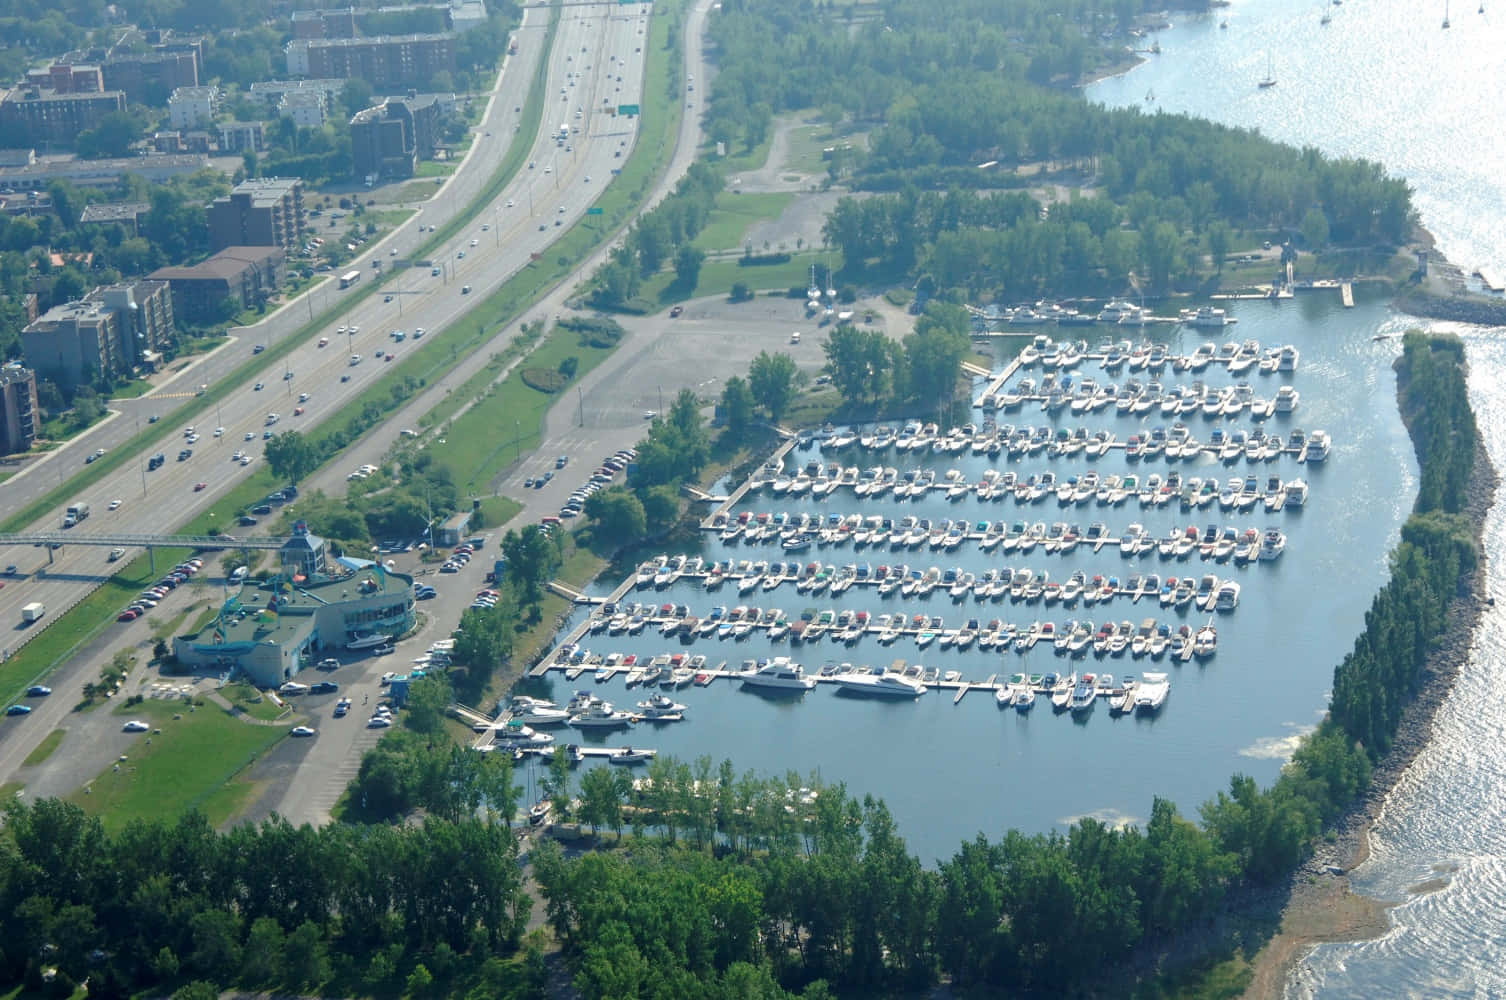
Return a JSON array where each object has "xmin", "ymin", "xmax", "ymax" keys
[
  {"xmin": 691, "ymin": 191, "xmax": 795, "ymax": 252},
  {"xmin": 221, "ymin": 682, "xmax": 288, "ymax": 722},
  {"xmin": 69, "ymin": 698, "xmax": 283, "ymax": 831},
  {"xmin": 641, "ymin": 250, "xmax": 837, "ymax": 304},
  {"xmin": 427, "ymin": 325, "xmax": 620, "ymax": 493},
  {"xmin": 415, "ymin": 160, "xmax": 457, "ymax": 178},
  {"xmin": 22, "ymin": 729, "xmax": 66, "ymax": 767},
  {"xmin": 107, "ymin": 378, "xmax": 155, "ymax": 401},
  {"xmin": 783, "ymin": 121, "xmax": 839, "ymax": 175},
  {"xmin": 479, "ymin": 494, "xmax": 523, "ymax": 531}
]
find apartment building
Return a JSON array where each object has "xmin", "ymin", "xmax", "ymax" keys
[
  {"xmin": 286, "ymin": 34, "xmax": 454, "ymax": 89},
  {"xmin": 0, "ymin": 86, "xmax": 127, "ymax": 147},
  {"xmin": 21, "ymin": 280, "xmax": 175, "ymax": 389},
  {"xmin": 0, "ymin": 363, "xmax": 38, "ymax": 454},
  {"xmin": 207, "ymin": 177, "xmax": 306, "ymax": 254}
]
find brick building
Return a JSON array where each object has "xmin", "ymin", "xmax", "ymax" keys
[
  {"xmin": 21, "ymin": 280, "xmax": 175, "ymax": 389},
  {"xmin": 0, "ymin": 363, "xmax": 38, "ymax": 454},
  {"xmin": 149, "ymin": 246, "xmax": 286, "ymax": 323},
  {"xmin": 286, "ymin": 34, "xmax": 454, "ymax": 90},
  {"xmin": 207, "ymin": 177, "xmax": 306, "ymax": 253},
  {"xmin": 0, "ymin": 86, "xmax": 127, "ymax": 147},
  {"xmin": 349, "ymin": 94, "xmax": 447, "ymax": 180}
]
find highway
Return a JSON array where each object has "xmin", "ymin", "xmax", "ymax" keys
[{"xmin": 0, "ymin": 2, "xmax": 653, "ymax": 656}]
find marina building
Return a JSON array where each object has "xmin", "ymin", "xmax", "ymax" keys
[{"xmin": 173, "ymin": 524, "xmax": 416, "ymax": 687}]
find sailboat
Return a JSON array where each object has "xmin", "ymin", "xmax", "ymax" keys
[
  {"xmin": 1258, "ymin": 53, "xmax": 1277, "ymax": 88},
  {"xmin": 1321, "ymin": 2, "xmax": 1332, "ymax": 24},
  {"xmin": 1443, "ymin": 0, "xmax": 1451, "ymax": 26}
]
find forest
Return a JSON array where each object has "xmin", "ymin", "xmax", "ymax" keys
[{"xmin": 705, "ymin": 0, "xmax": 1412, "ymax": 300}]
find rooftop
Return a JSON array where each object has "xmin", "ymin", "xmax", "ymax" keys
[
  {"xmin": 80, "ymin": 201, "xmax": 150, "ymax": 223},
  {"xmin": 191, "ymin": 565, "xmax": 413, "ymax": 649},
  {"xmin": 293, "ymin": 31, "xmax": 453, "ymax": 48}
]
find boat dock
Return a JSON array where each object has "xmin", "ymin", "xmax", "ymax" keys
[
  {"xmin": 974, "ymin": 355, "xmax": 1023, "ymax": 409},
  {"xmin": 1340, "ymin": 282, "xmax": 1354, "ymax": 307},
  {"xmin": 702, "ymin": 436, "xmax": 800, "ymax": 528}
]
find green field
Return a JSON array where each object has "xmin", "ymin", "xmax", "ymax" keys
[
  {"xmin": 68, "ymin": 699, "xmax": 284, "ymax": 831},
  {"xmin": 221, "ymin": 682, "xmax": 289, "ymax": 722},
  {"xmin": 641, "ymin": 249, "xmax": 838, "ymax": 304},
  {"xmin": 22, "ymin": 729, "xmax": 65, "ymax": 768},
  {"xmin": 692, "ymin": 191, "xmax": 795, "ymax": 251},
  {"xmin": 427, "ymin": 326, "xmax": 620, "ymax": 493}
]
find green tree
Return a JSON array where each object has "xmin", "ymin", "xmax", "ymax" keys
[
  {"xmin": 674, "ymin": 243, "xmax": 706, "ymax": 288},
  {"xmin": 1206, "ymin": 220, "xmax": 1233, "ymax": 272},
  {"xmin": 241, "ymin": 916, "xmax": 285, "ymax": 985},
  {"xmin": 639, "ymin": 483, "xmax": 681, "ymax": 532},
  {"xmin": 405, "ymin": 962, "xmax": 433, "ymax": 997},
  {"xmin": 403, "ymin": 673, "xmax": 453, "ymax": 736},
  {"xmin": 579, "ymin": 765, "xmax": 623, "ymax": 836},
  {"xmin": 823, "ymin": 325, "xmax": 893, "ymax": 404},
  {"xmin": 748, "ymin": 351, "xmax": 798, "ymax": 424},
  {"xmin": 719, "ymin": 375, "xmax": 756, "ymax": 436},
  {"xmin": 76, "ymin": 110, "xmax": 141, "ymax": 158},
  {"xmin": 1301, "ymin": 207, "xmax": 1331, "ymax": 250},
  {"xmin": 264, "ymin": 430, "xmax": 321, "ymax": 484},
  {"xmin": 584, "ymin": 487, "xmax": 647, "ymax": 542}
]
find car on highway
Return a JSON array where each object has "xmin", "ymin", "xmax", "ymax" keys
[
  {"xmin": 86, "ymin": 448, "xmax": 105, "ymax": 464},
  {"xmin": 6, "ymin": 704, "xmax": 31, "ymax": 716},
  {"xmin": 457, "ymin": 250, "xmax": 465, "ymax": 259},
  {"xmin": 294, "ymin": 407, "xmax": 304, "ymax": 416},
  {"xmin": 506, "ymin": 199, "xmax": 514, "ymax": 208},
  {"xmin": 108, "ymin": 498, "xmax": 122, "ymax": 510},
  {"xmin": 123, "ymin": 720, "xmax": 149, "ymax": 732},
  {"xmin": 384, "ymin": 294, "xmax": 393, "ymax": 303},
  {"xmin": 461, "ymin": 285, "xmax": 472, "ymax": 294},
  {"xmin": 290, "ymin": 726, "xmax": 316, "ymax": 737},
  {"xmin": 25, "ymin": 685, "xmax": 50, "ymax": 697},
  {"xmin": 670, "ymin": 305, "xmax": 683, "ymax": 317},
  {"xmin": 108, "ymin": 547, "xmax": 125, "ymax": 561},
  {"xmin": 318, "ymin": 336, "xmax": 329, "ymax": 347},
  {"xmin": 431, "ymin": 266, "xmax": 441, "ymax": 276},
  {"xmin": 192, "ymin": 480, "xmax": 207, "ymax": 492},
  {"xmin": 470, "ymin": 238, "xmax": 479, "ymax": 246},
  {"xmin": 310, "ymin": 681, "xmax": 339, "ymax": 695},
  {"xmin": 213, "ymin": 427, "xmax": 224, "ymax": 437},
  {"xmin": 283, "ymin": 370, "xmax": 294, "ymax": 380},
  {"xmin": 253, "ymin": 344, "xmax": 265, "ymax": 354},
  {"xmin": 254, "ymin": 382, "xmax": 264, "ymax": 391},
  {"xmin": 178, "ymin": 449, "xmax": 192, "ymax": 460}
]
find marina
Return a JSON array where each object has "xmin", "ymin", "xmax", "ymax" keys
[{"xmin": 515, "ymin": 303, "xmax": 1415, "ymax": 862}]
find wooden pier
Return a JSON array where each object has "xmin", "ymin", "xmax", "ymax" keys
[{"xmin": 1340, "ymin": 282, "xmax": 1354, "ymax": 308}]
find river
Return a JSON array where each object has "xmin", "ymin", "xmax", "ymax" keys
[{"xmin": 1088, "ymin": 1, "xmax": 1506, "ymax": 996}]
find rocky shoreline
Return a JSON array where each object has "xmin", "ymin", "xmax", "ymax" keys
[{"xmin": 1244, "ymin": 361, "xmax": 1500, "ymax": 998}]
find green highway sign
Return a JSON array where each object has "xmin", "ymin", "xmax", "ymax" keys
[
  {"xmin": 586, "ymin": 207, "xmax": 604, "ymax": 216},
  {"xmin": 618, "ymin": 104, "xmax": 640, "ymax": 116}
]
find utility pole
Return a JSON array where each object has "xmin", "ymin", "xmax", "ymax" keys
[{"xmin": 577, "ymin": 385, "xmax": 584, "ymax": 427}]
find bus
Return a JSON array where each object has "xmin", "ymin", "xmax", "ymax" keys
[{"xmin": 340, "ymin": 269, "xmax": 361, "ymax": 289}]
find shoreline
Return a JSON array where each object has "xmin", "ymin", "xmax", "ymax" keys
[{"xmin": 1242, "ymin": 366, "xmax": 1500, "ymax": 998}]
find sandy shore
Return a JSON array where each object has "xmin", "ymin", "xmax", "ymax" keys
[{"xmin": 1241, "ymin": 416, "xmax": 1499, "ymax": 998}]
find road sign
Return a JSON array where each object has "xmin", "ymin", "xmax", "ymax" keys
[
  {"xmin": 586, "ymin": 207, "xmax": 604, "ymax": 216},
  {"xmin": 618, "ymin": 104, "xmax": 640, "ymax": 116}
]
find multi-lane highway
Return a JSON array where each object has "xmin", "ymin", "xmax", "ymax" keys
[{"xmin": 0, "ymin": 2, "xmax": 654, "ymax": 649}]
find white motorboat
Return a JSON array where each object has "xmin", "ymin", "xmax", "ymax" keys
[
  {"xmin": 508, "ymin": 696, "xmax": 570, "ymax": 725},
  {"xmin": 835, "ymin": 671, "xmax": 926, "ymax": 698},
  {"xmin": 1068, "ymin": 676, "xmax": 1098, "ymax": 714},
  {"xmin": 635, "ymin": 693, "xmax": 688, "ymax": 720},
  {"xmin": 347, "ymin": 632, "xmax": 392, "ymax": 650},
  {"xmin": 1214, "ymin": 580, "xmax": 1242, "ymax": 611},
  {"xmin": 1134, "ymin": 672, "xmax": 1170, "ymax": 713},
  {"xmin": 739, "ymin": 656, "xmax": 817, "ymax": 691},
  {"xmin": 1258, "ymin": 529, "xmax": 1286, "ymax": 561},
  {"xmin": 608, "ymin": 747, "xmax": 656, "ymax": 765},
  {"xmin": 1273, "ymin": 385, "xmax": 1299, "ymax": 413},
  {"xmin": 1303, "ymin": 429, "xmax": 1331, "ymax": 462},
  {"xmin": 490, "ymin": 720, "xmax": 556, "ymax": 748},
  {"xmin": 567, "ymin": 701, "xmax": 634, "ymax": 728}
]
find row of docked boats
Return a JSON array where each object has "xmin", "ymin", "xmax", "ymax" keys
[
  {"xmin": 698, "ymin": 515, "xmax": 1289, "ymax": 562},
  {"xmin": 1011, "ymin": 335, "xmax": 1295, "ymax": 376},
  {"xmin": 571, "ymin": 606, "xmax": 1225, "ymax": 659},
  {"xmin": 784, "ymin": 424, "xmax": 1329, "ymax": 468},
  {"xmin": 727, "ymin": 470, "xmax": 1309, "ymax": 522},
  {"xmin": 602, "ymin": 570, "xmax": 1243, "ymax": 646},
  {"xmin": 991, "ymin": 375, "xmax": 1299, "ymax": 418},
  {"xmin": 999, "ymin": 668, "xmax": 1175, "ymax": 716},
  {"xmin": 797, "ymin": 418, "xmax": 1320, "ymax": 465}
]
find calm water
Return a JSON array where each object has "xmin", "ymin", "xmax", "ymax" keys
[
  {"xmin": 1090, "ymin": 1, "xmax": 1506, "ymax": 995},
  {"xmin": 536, "ymin": 298, "xmax": 1417, "ymax": 864}
]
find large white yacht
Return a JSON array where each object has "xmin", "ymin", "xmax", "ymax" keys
[
  {"xmin": 567, "ymin": 701, "xmax": 634, "ymax": 728},
  {"xmin": 834, "ymin": 670, "xmax": 926, "ymax": 698},
  {"xmin": 508, "ymin": 695, "xmax": 570, "ymax": 725},
  {"xmin": 1134, "ymin": 672, "xmax": 1171, "ymax": 713},
  {"xmin": 739, "ymin": 657, "xmax": 816, "ymax": 691}
]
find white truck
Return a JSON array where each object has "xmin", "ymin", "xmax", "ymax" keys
[
  {"xmin": 21, "ymin": 602, "xmax": 45, "ymax": 623},
  {"xmin": 62, "ymin": 500, "xmax": 90, "ymax": 527}
]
